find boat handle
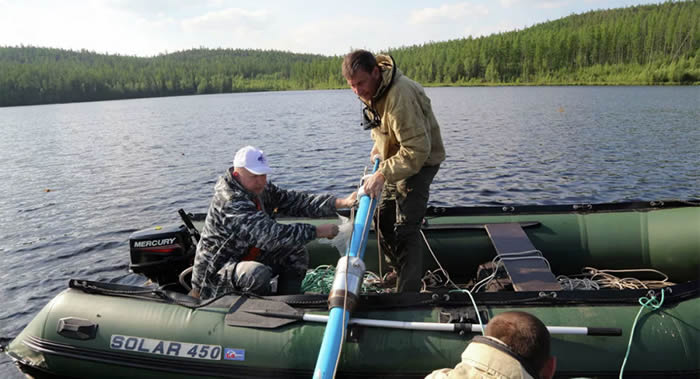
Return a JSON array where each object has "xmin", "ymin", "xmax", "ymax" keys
[{"xmin": 57, "ymin": 317, "xmax": 98, "ymax": 340}]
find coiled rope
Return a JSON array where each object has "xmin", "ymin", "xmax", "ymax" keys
[{"xmin": 557, "ymin": 267, "xmax": 675, "ymax": 291}]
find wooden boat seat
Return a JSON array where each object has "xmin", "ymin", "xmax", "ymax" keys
[{"xmin": 484, "ymin": 223, "xmax": 562, "ymax": 292}]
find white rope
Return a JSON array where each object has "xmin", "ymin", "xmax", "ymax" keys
[
  {"xmin": 420, "ymin": 229, "xmax": 485, "ymax": 335},
  {"xmin": 556, "ymin": 275, "xmax": 600, "ymax": 291},
  {"xmin": 472, "ymin": 250, "xmax": 553, "ymax": 293},
  {"xmin": 557, "ymin": 267, "xmax": 675, "ymax": 290},
  {"xmin": 419, "ymin": 223, "xmax": 676, "ymax": 294},
  {"xmin": 420, "ymin": 229, "xmax": 461, "ymax": 291},
  {"xmin": 472, "ymin": 265, "xmax": 500, "ymax": 293}
]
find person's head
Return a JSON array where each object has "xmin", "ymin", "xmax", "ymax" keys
[
  {"xmin": 342, "ymin": 49, "xmax": 382, "ymax": 101},
  {"xmin": 232, "ymin": 146, "xmax": 270, "ymax": 195},
  {"xmin": 486, "ymin": 311, "xmax": 556, "ymax": 379}
]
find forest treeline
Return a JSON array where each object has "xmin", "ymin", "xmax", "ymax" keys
[{"xmin": 0, "ymin": 1, "xmax": 697, "ymax": 107}]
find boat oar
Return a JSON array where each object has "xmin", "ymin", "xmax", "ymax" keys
[{"xmin": 231, "ymin": 301, "xmax": 620, "ymax": 336}]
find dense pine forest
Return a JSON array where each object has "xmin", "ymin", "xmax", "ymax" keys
[{"xmin": 0, "ymin": 1, "xmax": 697, "ymax": 107}]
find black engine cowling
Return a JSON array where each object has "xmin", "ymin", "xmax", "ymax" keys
[{"xmin": 129, "ymin": 223, "xmax": 195, "ymax": 286}]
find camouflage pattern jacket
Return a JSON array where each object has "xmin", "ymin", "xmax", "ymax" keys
[{"xmin": 191, "ymin": 169, "xmax": 338, "ymax": 299}]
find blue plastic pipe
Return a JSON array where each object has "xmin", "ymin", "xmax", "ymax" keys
[{"xmin": 313, "ymin": 159, "xmax": 380, "ymax": 379}]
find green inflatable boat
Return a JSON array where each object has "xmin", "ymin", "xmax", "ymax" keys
[{"xmin": 5, "ymin": 200, "xmax": 700, "ymax": 378}]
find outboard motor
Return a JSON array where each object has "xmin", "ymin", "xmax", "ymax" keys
[{"xmin": 129, "ymin": 223, "xmax": 195, "ymax": 287}]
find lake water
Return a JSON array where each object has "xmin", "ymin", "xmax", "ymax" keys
[{"xmin": 0, "ymin": 86, "xmax": 698, "ymax": 376}]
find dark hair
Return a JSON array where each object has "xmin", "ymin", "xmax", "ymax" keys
[
  {"xmin": 342, "ymin": 49, "xmax": 378, "ymax": 79},
  {"xmin": 485, "ymin": 311, "xmax": 551, "ymax": 373}
]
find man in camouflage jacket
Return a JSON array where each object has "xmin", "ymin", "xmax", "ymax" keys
[{"xmin": 190, "ymin": 146, "xmax": 355, "ymax": 300}]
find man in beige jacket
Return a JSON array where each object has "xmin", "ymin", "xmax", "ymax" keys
[
  {"xmin": 426, "ymin": 311, "xmax": 557, "ymax": 379},
  {"xmin": 342, "ymin": 49, "xmax": 446, "ymax": 292}
]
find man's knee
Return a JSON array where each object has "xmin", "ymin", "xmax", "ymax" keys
[{"xmin": 228, "ymin": 261, "xmax": 274, "ymax": 294}]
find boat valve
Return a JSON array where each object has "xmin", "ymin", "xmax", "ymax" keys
[{"xmin": 328, "ymin": 256, "xmax": 366, "ymax": 312}]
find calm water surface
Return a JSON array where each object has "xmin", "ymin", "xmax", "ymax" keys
[{"xmin": 1, "ymin": 86, "xmax": 698, "ymax": 376}]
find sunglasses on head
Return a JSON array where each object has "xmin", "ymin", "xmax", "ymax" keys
[{"xmin": 361, "ymin": 106, "xmax": 381, "ymax": 130}]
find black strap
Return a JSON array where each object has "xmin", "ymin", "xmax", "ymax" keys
[{"xmin": 470, "ymin": 335, "xmax": 541, "ymax": 379}]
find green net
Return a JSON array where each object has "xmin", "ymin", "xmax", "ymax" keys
[{"xmin": 301, "ymin": 265, "xmax": 394, "ymax": 294}]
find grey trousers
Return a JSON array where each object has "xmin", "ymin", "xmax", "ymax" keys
[
  {"xmin": 222, "ymin": 258, "xmax": 306, "ymax": 295},
  {"xmin": 376, "ymin": 164, "xmax": 439, "ymax": 292}
]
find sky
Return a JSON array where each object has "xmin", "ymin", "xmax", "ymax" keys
[{"xmin": 1, "ymin": 0, "xmax": 666, "ymax": 57}]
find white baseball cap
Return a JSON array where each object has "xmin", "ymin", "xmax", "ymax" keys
[{"xmin": 233, "ymin": 146, "xmax": 271, "ymax": 175}]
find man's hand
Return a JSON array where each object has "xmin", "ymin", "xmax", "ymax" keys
[
  {"xmin": 316, "ymin": 224, "xmax": 340, "ymax": 239},
  {"xmin": 363, "ymin": 171, "xmax": 385, "ymax": 198},
  {"xmin": 335, "ymin": 191, "xmax": 357, "ymax": 209},
  {"xmin": 369, "ymin": 146, "xmax": 381, "ymax": 163}
]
